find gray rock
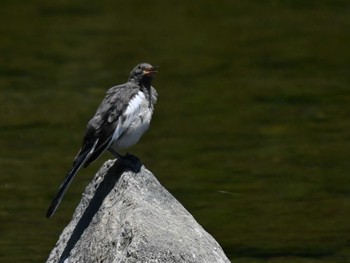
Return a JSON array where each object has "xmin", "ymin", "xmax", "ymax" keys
[{"xmin": 46, "ymin": 159, "xmax": 231, "ymax": 263}]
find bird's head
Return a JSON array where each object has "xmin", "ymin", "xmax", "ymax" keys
[{"xmin": 128, "ymin": 63, "xmax": 158, "ymax": 86}]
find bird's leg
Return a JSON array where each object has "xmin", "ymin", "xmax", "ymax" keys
[
  {"xmin": 109, "ymin": 148, "xmax": 123, "ymax": 159},
  {"xmin": 109, "ymin": 149, "xmax": 141, "ymax": 173}
]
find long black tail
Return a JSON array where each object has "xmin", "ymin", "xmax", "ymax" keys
[{"xmin": 46, "ymin": 141, "xmax": 98, "ymax": 218}]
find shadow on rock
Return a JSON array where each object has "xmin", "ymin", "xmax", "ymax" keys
[{"xmin": 58, "ymin": 157, "xmax": 140, "ymax": 263}]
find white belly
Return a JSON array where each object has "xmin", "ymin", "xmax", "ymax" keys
[
  {"xmin": 109, "ymin": 91, "xmax": 153, "ymax": 151},
  {"xmin": 111, "ymin": 110, "xmax": 152, "ymax": 150}
]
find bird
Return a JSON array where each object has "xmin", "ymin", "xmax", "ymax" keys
[{"xmin": 46, "ymin": 63, "xmax": 158, "ymax": 218}]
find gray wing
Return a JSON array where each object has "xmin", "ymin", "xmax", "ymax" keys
[{"xmin": 82, "ymin": 83, "xmax": 140, "ymax": 167}]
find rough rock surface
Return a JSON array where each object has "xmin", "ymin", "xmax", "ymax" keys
[{"xmin": 46, "ymin": 159, "xmax": 230, "ymax": 263}]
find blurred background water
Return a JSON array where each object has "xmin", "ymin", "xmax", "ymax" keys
[{"xmin": 1, "ymin": 0, "xmax": 350, "ymax": 262}]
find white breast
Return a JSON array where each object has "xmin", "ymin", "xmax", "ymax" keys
[{"xmin": 109, "ymin": 91, "xmax": 153, "ymax": 151}]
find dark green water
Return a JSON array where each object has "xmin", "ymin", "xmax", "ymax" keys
[{"xmin": 1, "ymin": 0, "xmax": 350, "ymax": 262}]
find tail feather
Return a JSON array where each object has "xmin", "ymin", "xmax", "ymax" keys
[{"xmin": 46, "ymin": 140, "xmax": 98, "ymax": 218}]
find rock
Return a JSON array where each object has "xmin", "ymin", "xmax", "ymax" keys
[{"xmin": 46, "ymin": 159, "xmax": 231, "ymax": 263}]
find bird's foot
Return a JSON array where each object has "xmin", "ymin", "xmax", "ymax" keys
[
  {"xmin": 109, "ymin": 149, "xmax": 142, "ymax": 172},
  {"xmin": 119, "ymin": 153, "xmax": 142, "ymax": 173}
]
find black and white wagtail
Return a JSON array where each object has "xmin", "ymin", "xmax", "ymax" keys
[{"xmin": 46, "ymin": 63, "xmax": 158, "ymax": 218}]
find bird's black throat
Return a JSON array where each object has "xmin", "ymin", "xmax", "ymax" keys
[{"xmin": 141, "ymin": 83, "xmax": 153, "ymax": 108}]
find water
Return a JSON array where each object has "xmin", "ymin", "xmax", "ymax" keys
[{"xmin": 1, "ymin": 0, "xmax": 350, "ymax": 262}]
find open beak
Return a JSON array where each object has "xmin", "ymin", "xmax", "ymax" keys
[{"xmin": 143, "ymin": 66, "xmax": 158, "ymax": 76}]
